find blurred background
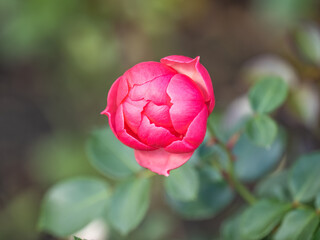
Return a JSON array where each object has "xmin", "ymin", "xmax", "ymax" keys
[{"xmin": 1, "ymin": 0, "xmax": 320, "ymax": 239}]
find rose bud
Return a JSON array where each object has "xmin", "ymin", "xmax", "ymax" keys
[{"xmin": 101, "ymin": 55, "xmax": 215, "ymax": 176}]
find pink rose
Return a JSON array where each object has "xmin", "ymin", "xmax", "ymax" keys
[{"xmin": 101, "ymin": 55, "xmax": 215, "ymax": 176}]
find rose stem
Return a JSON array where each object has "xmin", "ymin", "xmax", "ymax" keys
[{"xmin": 207, "ymin": 123, "xmax": 257, "ymax": 205}]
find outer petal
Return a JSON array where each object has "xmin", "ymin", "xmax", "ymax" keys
[
  {"xmin": 137, "ymin": 115, "xmax": 179, "ymax": 148},
  {"xmin": 114, "ymin": 104, "xmax": 154, "ymax": 150},
  {"xmin": 116, "ymin": 76, "xmax": 129, "ymax": 106},
  {"xmin": 167, "ymin": 74, "xmax": 205, "ymax": 134},
  {"xmin": 161, "ymin": 55, "xmax": 215, "ymax": 113},
  {"xmin": 101, "ymin": 77, "xmax": 121, "ymax": 135},
  {"xmin": 183, "ymin": 105, "xmax": 208, "ymax": 148},
  {"xmin": 134, "ymin": 149, "xmax": 194, "ymax": 176},
  {"xmin": 165, "ymin": 139, "xmax": 195, "ymax": 153},
  {"xmin": 124, "ymin": 61, "xmax": 176, "ymax": 88},
  {"xmin": 165, "ymin": 106, "xmax": 208, "ymax": 152}
]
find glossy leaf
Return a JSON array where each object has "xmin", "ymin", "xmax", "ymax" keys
[
  {"xmin": 245, "ymin": 114, "xmax": 278, "ymax": 147},
  {"xmin": 239, "ymin": 199, "xmax": 291, "ymax": 240},
  {"xmin": 289, "ymin": 151, "xmax": 320, "ymax": 202},
  {"xmin": 274, "ymin": 208, "xmax": 319, "ymax": 240},
  {"xmin": 38, "ymin": 177, "xmax": 110, "ymax": 237},
  {"xmin": 234, "ymin": 129, "xmax": 286, "ymax": 182},
  {"xmin": 255, "ymin": 171, "xmax": 291, "ymax": 202},
  {"xmin": 86, "ymin": 128, "xmax": 141, "ymax": 179},
  {"xmin": 166, "ymin": 170, "xmax": 233, "ymax": 220},
  {"xmin": 108, "ymin": 177, "xmax": 151, "ymax": 235},
  {"xmin": 164, "ymin": 163, "xmax": 199, "ymax": 201},
  {"xmin": 249, "ymin": 76, "xmax": 288, "ymax": 113}
]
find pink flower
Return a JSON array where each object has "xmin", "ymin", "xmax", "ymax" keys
[{"xmin": 101, "ymin": 55, "xmax": 215, "ymax": 176}]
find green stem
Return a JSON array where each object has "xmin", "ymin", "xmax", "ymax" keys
[
  {"xmin": 227, "ymin": 156, "xmax": 256, "ymax": 204},
  {"xmin": 207, "ymin": 125, "xmax": 256, "ymax": 205}
]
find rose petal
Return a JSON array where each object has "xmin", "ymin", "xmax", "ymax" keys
[
  {"xmin": 145, "ymin": 75, "xmax": 172, "ymax": 105},
  {"xmin": 124, "ymin": 61, "xmax": 176, "ymax": 87},
  {"xmin": 138, "ymin": 115, "xmax": 179, "ymax": 148},
  {"xmin": 165, "ymin": 106, "xmax": 207, "ymax": 152},
  {"xmin": 122, "ymin": 98, "xmax": 148, "ymax": 134},
  {"xmin": 161, "ymin": 55, "xmax": 215, "ymax": 112},
  {"xmin": 134, "ymin": 149, "xmax": 194, "ymax": 176},
  {"xmin": 144, "ymin": 102, "xmax": 173, "ymax": 129},
  {"xmin": 114, "ymin": 104, "xmax": 154, "ymax": 150},
  {"xmin": 167, "ymin": 74, "xmax": 205, "ymax": 134},
  {"xmin": 129, "ymin": 74, "xmax": 173, "ymax": 105},
  {"xmin": 101, "ymin": 77, "xmax": 121, "ymax": 135},
  {"xmin": 116, "ymin": 76, "xmax": 129, "ymax": 106},
  {"xmin": 165, "ymin": 139, "xmax": 196, "ymax": 153},
  {"xmin": 183, "ymin": 105, "xmax": 208, "ymax": 148}
]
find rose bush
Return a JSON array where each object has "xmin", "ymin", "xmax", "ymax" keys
[{"xmin": 101, "ymin": 55, "xmax": 214, "ymax": 176}]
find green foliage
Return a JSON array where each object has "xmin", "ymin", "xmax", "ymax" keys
[
  {"xmin": 316, "ymin": 192, "xmax": 320, "ymax": 210},
  {"xmin": 38, "ymin": 177, "xmax": 110, "ymax": 237},
  {"xmin": 167, "ymin": 170, "xmax": 233, "ymax": 220},
  {"xmin": 255, "ymin": 171, "xmax": 290, "ymax": 202},
  {"xmin": 289, "ymin": 151, "xmax": 320, "ymax": 202},
  {"xmin": 239, "ymin": 200, "xmax": 291, "ymax": 240},
  {"xmin": 86, "ymin": 128, "xmax": 141, "ymax": 179},
  {"xmin": 107, "ymin": 177, "xmax": 151, "ymax": 235},
  {"xmin": 233, "ymin": 129, "xmax": 286, "ymax": 182},
  {"xmin": 207, "ymin": 112, "xmax": 229, "ymax": 143},
  {"xmin": 313, "ymin": 228, "xmax": 320, "ymax": 240},
  {"xmin": 164, "ymin": 163, "xmax": 200, "ymax": 201},
  {"xmin": 245, "ymin": 114, "xmax": 278, "ymax": 147},
  {"xmin": 249, "ymin": 76, "xmax": 288, "ymax": 114},
  {"xmin": 274, "ymin": 208, "xmax": 319, "ymax": 240},
  {"xmin": 221, "ymin": 212, "xmax": 243, "ymax": 240}
]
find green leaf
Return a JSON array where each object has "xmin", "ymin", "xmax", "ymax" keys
[
  {"xmin": 255, "ymin": 171, "xmax": 291, "ymax": 202},
  {"xmin": 86, "ymin": 128, "xmax": 141, "ymax": 179},
  {"xmin": 108, "ymin": 177, "xmax": 151, "ymax": 235},
  {"xmin": 38, "ymin": 177, "xmax": 110, "ymax": 237},
  {"xmin": 274, "ymin": 208, "xmax": 319, "ymax": 240},
  {"xmin": 234, "ymin": 128, "xmax": 286, "ymax": 182},
  {"xmin": 74, "ymin": 237, "xmax": 83, "ymax": 240},
  {"xmin": 166, "ymin": 170, "xmax": 233, "ymax": 220},
  {"xmin": 207, "ymin": 111, "xmax": 229, "ymax": 143},
  {"xmin": 313, "ymin": 228, "xmax": 320, "ymax": 240},
  {"xmin": 221, "ymin": 212, "xmax": 244, "ymax": 240},
  {"xmin": 249, "ymin": 76, "xmax": 288, "ymax": 113},
  {"xmin": 245, "ymin": 114, "xmax": 278, "ymax": 147},
  {"xmin": 199, "ymin": 143, "xmax": 229, "ymax": 169},
  {"xmin": 289, "ymin": 151, "xmax": 320, "ymax": 202},
  {"xmin": 239, "ymin": 199, "xmax": 291, "ymax": 240},
  {"xmin": 131, "ymin": 211, "xmax": 175, "ymax": 240},
  {"xmin": 164, "ymin": 163, "xmax": 199, "ymax": 201}
]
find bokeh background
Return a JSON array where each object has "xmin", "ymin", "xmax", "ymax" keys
[{"xmin": 1, "ymin": 0, "xmax": 320, "ymax": 239}]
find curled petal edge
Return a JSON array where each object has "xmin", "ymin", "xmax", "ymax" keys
[{"xmin": 160, "ymin": 55, "xmax": 215, "ymax": 113}]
